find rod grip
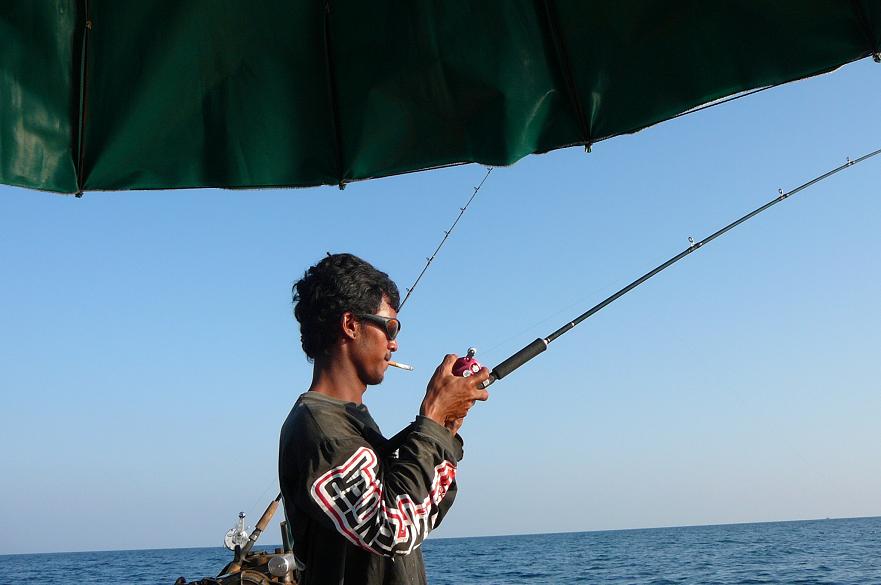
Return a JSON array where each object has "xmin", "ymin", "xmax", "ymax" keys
[
  {"xmin": 256, "ymin": 495, "xmax": 282, "ymax": 533},
  {"xmin": 490, "ymin": 338, "xmax": 547, "ymax": 381}
]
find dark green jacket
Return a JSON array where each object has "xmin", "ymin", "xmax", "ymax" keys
[{"xmin": 279, "ymin": 392, "xmax": 464, "ymax": 584}]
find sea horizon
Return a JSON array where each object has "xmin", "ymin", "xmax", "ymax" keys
[
  {"xmin": 3, "ymin": 516, "xmax": 879, "ymax": 584},
  {"xmin": 3, "ymin": 514, "xmax": 878, "ymax": 557}
]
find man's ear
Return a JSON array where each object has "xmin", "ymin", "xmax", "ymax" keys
[{"xmin": 340, "ymin": 311, "xmax": 359, "ymax": 341}]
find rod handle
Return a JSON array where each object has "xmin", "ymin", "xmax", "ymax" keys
[
  {"xmin": 255, "ymin": 494, "xmax": 282, "ymax": 533},
  {"xmin": 490, "ymin": 338, "xmax": 548, "ymax": 381},
  {"xmin": 238, "ymin": 494, "xmax": 282, "ymax": 559}
]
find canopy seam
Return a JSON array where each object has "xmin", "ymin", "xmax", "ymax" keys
[
  {"xmin": 74, "ymin": 0, "xmax": 92, "ymax": 197},
  {"xmin": 850, "ymin": 0, "xmax": 880, "ymax": 61},
  {"xmin": 538, "ymin": 0, "xmax": 592, "ymax": 149},
  {"xmin": 322, "ymin": 1, "xmax": 347, "ymax": 190}
]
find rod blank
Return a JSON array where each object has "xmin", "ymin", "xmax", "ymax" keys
[{"xmin": 481, "ymin": 148, "xmax": 881, "ymax": 389}]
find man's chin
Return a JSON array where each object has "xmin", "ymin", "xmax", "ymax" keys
[{"xmin": 366, "ymin": 372, "xmax": 385, "ymax": 386}]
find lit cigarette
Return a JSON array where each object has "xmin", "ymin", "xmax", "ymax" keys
[{"xmin": 388, "ymin": 361, "xmax": 415, "ymax": 371}]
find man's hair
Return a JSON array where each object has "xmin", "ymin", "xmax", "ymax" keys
[{"xmin": 292, "ymin": 253, "xmax": 400, "ymax": 360}]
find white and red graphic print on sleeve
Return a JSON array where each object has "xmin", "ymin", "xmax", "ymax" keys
[{"xmin": 310, "ymin": 446, "xmax": 455, "ymax": 555}]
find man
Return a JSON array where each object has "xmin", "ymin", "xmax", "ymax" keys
[{"xmin": 279, "ymin": 253, "xmax": 489, "ymax": 584}]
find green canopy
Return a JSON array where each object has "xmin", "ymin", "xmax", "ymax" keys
[{"xmin": 2, "ymin": 1, "xmax": 879, "ymax": 194}]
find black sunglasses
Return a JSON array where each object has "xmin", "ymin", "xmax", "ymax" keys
[{"xmin": 355, "ymin": 314, "xmax": 401, "ymax": 341}]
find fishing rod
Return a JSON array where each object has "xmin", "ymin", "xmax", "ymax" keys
[
  {"xmin": 474, "ymin": 147, "xmax": 881, "ymax": 389},
  {"xmin": 399, "ymin": 166, "xmax": 493, "ymax": 310},
  {"xmin": 223, "ymin": 150, "xmax": 875, "ymax": 577},
  {"xmin": 217, "ymin": 494, "xmax": 283, "ymax": 577}
]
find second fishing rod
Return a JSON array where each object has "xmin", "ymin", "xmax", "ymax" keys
[{"xmin": 465, "ymin": 147, "xmax": 881, "ymax": 389}]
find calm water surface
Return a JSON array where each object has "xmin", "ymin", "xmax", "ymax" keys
[
  {"xmin": 424, "ymin": 517, "xmax": 881, "ymax": 585},
  {"xmin": 1, "ymin": 517, "xmax": 879, "ymax": 584}
]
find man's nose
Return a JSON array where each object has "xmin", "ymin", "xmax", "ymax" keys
[{"xmin": 388, "ymin": 338, "xmax": 398, "ymax": 352}]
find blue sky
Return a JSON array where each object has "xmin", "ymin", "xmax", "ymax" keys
[{"xmin": 1, "ymin": 58, "xmax": 879, "ymax": 555}]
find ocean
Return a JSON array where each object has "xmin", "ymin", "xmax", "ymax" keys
[{"xmin": 1, "ymin": 517, "xmax": 879, "ymax": 584}]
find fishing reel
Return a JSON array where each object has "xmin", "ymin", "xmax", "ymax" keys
[
  {"xmin": 452, "ymin": 347, "xmax": 483, "ymax": 377},
  {"xmin": 177, "ymin": 497, "xmax": 298, "ymax": 585},
  {"xmin": 224, "ymin": 512, "xmax": 251, "ymax": 551}
]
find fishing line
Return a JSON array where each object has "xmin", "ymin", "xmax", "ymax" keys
[
  {"xmin": 480, "ymin": 250, "xmax": 681, "ymax": 361},
  {"xmin": 246, "ymin": 480, "xmax": 279, "ymax": 525},
  {"xmin": 478, "ymin": 147, "xmax": 881, "ymax": 389}
]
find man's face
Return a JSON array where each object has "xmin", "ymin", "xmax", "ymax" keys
[{"xmin": 352, "ymin": 297, "xmax": 399, "ymax": 386}]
